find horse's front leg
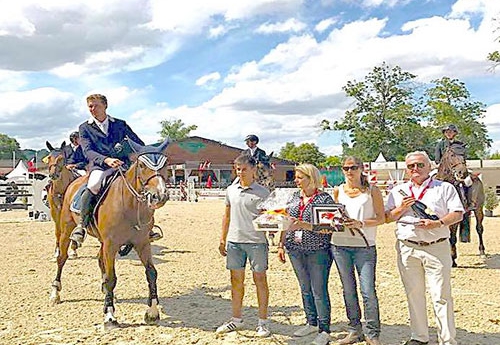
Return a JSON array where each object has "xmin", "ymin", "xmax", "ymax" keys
[
  {"xmin": 102, "ymin": 241, "xmax": 119, "ymax": 329},
  {"xmin": 474, "ymin": 208, "xmax": 486, "ymax": 258},
  {"xmin": 449, "ymin": 224, "xmax": 458, "ymax": 268},
  {"xmin": 136, "ymin": 240, "xmax": 160, "ymax": 324},
  {"xmin": 49, "ymin": 224, "xmax": 72, "ymax": 305}
]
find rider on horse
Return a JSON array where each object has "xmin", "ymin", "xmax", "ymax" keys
[
  {"xmin": 63, "ymin": 131, "xmax": 88, "ymax": 176},
  {"xmin": 243, "ymin": 134, "xmax": 268, "ymax": 162},
  {"xmin": 69, "ymin": 94, "xmax": 161, "ymax": 247},
  {"xmin": 434, "ymin": 124, "xmax": 466, "ymax": 165},
  {"xmin": 435, "ymin": 124, "xmax": 477, "ymax": 210}
]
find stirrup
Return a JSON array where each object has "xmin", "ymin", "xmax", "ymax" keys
[
  {"xmin": 149, "ymin": 225, "xmax": 163, "ymax": 242},
  {"xmin": 70, "ymin": 225, "xmax": 86, "ymax": 248}
]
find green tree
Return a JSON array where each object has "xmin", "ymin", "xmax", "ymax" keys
[
  {"xmin": 425, "ymin": 77, "xmax": 492, "ymax": 159},
  {"xmin": 488, "ymin": 151, "xmax": 500, "ymax": 159},
  {"xmin": 321, "ymin": 155, "xmax": 342, "ymax": 168},
  {"xmin": 0, "ymin": 133, "xmax": 22, "ymax": 160},
  {"xmin": 322, "ymin": 62, "xmax": 434, "ymax": 161},
  {"xmin": 487, "ymin": 17, "xmax": 499, "ymax": 68},
  {"xmin": 278, "ymin": 142, "xmax": 326, "ymax": 166},
  {"xmin": 158, "ymin": 119, "xmax": 197, "ymax": 141}
]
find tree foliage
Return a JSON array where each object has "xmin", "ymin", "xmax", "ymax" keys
[
  {"xmin": 321, "ymin": 63, "xmax": 491, "ymax": 161},
  {"xmin": 158, "ymin": 119, "xmax": 198, "ymax": 141},
  {"xmin": 488, "ymin": 151, "xmax": 500, "ymax": 160},
  {"xmin": 487, "ymin": 17, "xmax": 499, "ymax": 69},
  {"xmin": 321, "ymin": 62, "xmax": 434, "ymax": 161},
  {"xmin": 424, "ymin": 77, "xmax": 491, "ymax": 159},
  {"xmin": 278, "ymin": 142, "xmax": 326, "ymax": 166},
  {"xmin": 0, "ymin": 133, "xmax": 22, "ymax": 160}
]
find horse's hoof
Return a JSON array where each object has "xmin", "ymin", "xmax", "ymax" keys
[
  {"xmin": 103, "ymin": 320, "xmax": 119, "ymax": 331},
  {"xmin": 144, "ymin": 311, "xmax": 160, "ymax": 325},
  {"xmin": 68, "ymin": 249, "xmax": 78, "ymax": 260},
  {"xmin": 49, "ymin": 295, "xmax": 61, "ymax": 306}
]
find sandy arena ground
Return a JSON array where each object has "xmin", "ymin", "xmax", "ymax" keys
[{"xmin": 0, "ymin": 199, "xmax": 499, "ymax": 345}]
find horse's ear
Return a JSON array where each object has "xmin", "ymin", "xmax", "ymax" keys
[
  {"xmin": 126, "ymin": 138, "xmax": 144, "ymax": 153},
  {"xmin": 60, "ymin": 141, "xmax": 66, "ymax": 149},
  {"xmin": 157, "ymin": 137, "xmax": 170, "ymax": 153},
  {"xmin": 268, "ymin": 151, "xmax": 274, "ymax": 159},
  {"xmin": 46, "ymin": 141, "xmax": 55, "ymax": 151}
]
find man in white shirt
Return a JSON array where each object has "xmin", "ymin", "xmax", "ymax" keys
[{"xmin": 385, "ymin": 151, "xmax": 464, "ymax": 345}]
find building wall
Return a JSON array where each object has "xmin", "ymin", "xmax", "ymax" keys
[{"xmin": 166, "ymin": 137, "xmax": 296, "ymax": 184}]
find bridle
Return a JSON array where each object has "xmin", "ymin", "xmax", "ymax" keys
[{"xmin": 118, "ymin": 152, "xmax": 168, "ymax": 205}]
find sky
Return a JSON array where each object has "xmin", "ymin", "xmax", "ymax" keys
[{"xmin": 0, "ymin": 0, "xmax": 499, "ymax": 158}]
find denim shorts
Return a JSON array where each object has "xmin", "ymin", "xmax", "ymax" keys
[{"xmin": 226, "ymin": 242, "xmax": 269, "ymax": 272}]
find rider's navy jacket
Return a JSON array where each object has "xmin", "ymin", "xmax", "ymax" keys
[
  {"xmin": 79, "ymin": 116, "xmax": 144, "ymax": 172},
  {"xmin": 63, "ymin": 145, "xmax": 88, "ymax": 170}
]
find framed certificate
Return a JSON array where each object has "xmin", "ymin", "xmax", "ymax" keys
[{"xmin": 311, "ymin": 203, "xmax": 347, "ymax": 232}]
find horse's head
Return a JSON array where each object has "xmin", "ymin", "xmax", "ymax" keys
[
  {"xmin": 255, "ymin": 152, "xmax": 275, "ymax": 190},
  {"xmin": 437, "ymin": 148, "xmax": 468, "ymax": 183},
  {"xmin": 45, "ymin": 141, "xmax": 66, "ymax": 180},
  {"xmin": 127, "ymin": 138, "xmax": 170, "ymax": 209}
]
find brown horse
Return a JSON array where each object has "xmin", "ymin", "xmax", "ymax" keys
[
  {"xmin": 435, "ymin": 148, "xmax": 485, "ymax": 267},
  {"xmin": 49, "ymin": 138, "xmax": 170, "ymax": 328},
  {"xmin": 255, "ymin": 152, "xmax": 278, "ymax": 244},
  {"xmin": 45, "ymin": 141, "xmax": 81, "ymax": 259},
  {"xmin": 255, "ymin": 152, "xmax": 275, "ymax": 192}
]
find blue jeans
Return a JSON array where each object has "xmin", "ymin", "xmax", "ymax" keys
[
  {"xmin": 288, "ymin": 248, "xmax": 333, "ymax": 333},
  {"xmin": 331, "ymin": 245, "xmax": 380, "ymax": 339}
]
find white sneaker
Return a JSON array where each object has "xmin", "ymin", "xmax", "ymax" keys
[
  {"xmin": 256, "ymin": 323, "xmax": 271, "ymax": 338},
  {"xmin": 215, "ymin": 319, "xmax": 243, "ymax": 334},
  {"xmin": 311, "ymin": 331, "xmax": 331, "ymax": 345},
  {"xmin": 293, "ymin": 324, "xmax": 319, "ymax": 337}
]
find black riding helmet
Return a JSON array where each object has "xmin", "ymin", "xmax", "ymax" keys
[
  {"xmin": 442, "ymin": 124, "xmax": 458, "ymax": 133},
  {"xmin": 244, "ymin": 134, "xmax": 259, "ymax": 144}
]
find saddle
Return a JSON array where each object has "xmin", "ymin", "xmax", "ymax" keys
[{"xmin": 70, "ymin": 169, "xmax": 120, "ymax": 215}]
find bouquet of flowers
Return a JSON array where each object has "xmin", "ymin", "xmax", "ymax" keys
[{"xmin": 253, "ymin": 189, "xmax": 295, "ymax": 231}]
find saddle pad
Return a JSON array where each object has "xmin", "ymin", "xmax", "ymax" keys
[{"xmin": 70, "ymin": 183, "xmax": 88, "ymax": 214}]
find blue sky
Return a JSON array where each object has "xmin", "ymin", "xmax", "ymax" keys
[{"xmin": 0, "ymin": 0, "xmax": 499, "ymax": 158}]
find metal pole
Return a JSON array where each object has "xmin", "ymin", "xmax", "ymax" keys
[{"xmin": 12, "ymin": 151, "xmax": 15, "ymax": 168}]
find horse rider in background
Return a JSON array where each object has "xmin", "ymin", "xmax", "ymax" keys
[
  {"xmin": 434, "ymin": 124, "xmax": 466, "ymax": 165},
  {"xmin": 69, "ymin": 94, "xmax": 161, "ymax": 247},
  {"xmin": 243, "ymin": 134, "xmax": 268, "ymax": 163},
  {"xmin": 434, "ymin": 124, "xmax": 474, "ymax": 209},
  {"xmin": 63, "ymin": 131, "xmax": 88, "ymax": 176}
]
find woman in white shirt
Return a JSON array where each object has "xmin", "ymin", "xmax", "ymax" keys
[{"xmin": 332, "ymin": 156, "xmax": 385, "ymax": 345}]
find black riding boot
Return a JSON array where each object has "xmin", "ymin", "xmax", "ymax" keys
[{"xmin": 70, "ymin": 189, "xmax": 96, "ymax": 247}]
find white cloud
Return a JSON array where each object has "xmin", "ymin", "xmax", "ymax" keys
[
  {"xmin": 0, "ymin": 88, "xmax": 82, "ymax": 148},
  {"xmin": 315, "ymin": 18, "xmax": 337, "ymax": 33},
  {"xmin": 196, "ymin": 72, "xmax": 221, "ymax": 86},
  {"xmin": 209, "ymin": 25, "xmax": 228, "ymax": 39},
  {"xmin": 256, "ymin": 18, "xmax": 307, "ymax": 34}
]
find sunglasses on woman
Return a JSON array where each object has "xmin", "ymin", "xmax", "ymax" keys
[
  {"xmin": 406, "ymin": 162, "xmax": 426, "ymax": 169},
  {"xmin": 342, "ymin": 165, "xmax": 360, "ymax": 171}
]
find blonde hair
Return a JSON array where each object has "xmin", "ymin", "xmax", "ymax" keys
[
  {"xmin": 86, "ymin": 94, "xmax": 108, "ymax": 108},
  {"xmin": 295, "ymin": 163, "xmax": 322, "ymax": 189}
]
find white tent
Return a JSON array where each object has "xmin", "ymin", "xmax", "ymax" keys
[
  {"xmin": 374, "ymin": 152, "xmax": 387, "ymax": 163},
  {"xmin": 6, "ymin": 160, "xmax": 29, "ymax": 180}
]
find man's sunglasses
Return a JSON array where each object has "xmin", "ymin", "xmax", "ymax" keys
[
  {"xmin": 342, "ymin": 165, "xmax": 360, "ymax": 171},
  {"xmin": 406, "ymin": 163, "xmax": 426, "ymax": 170}
]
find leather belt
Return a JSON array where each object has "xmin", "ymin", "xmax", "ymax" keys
[{"xmin": 402, "ymin": 237, "xmax": 448, "ymax": 247}]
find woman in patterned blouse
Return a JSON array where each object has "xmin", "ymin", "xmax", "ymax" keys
[{"xmin": 277, "ymin": 163, "xmax": 334, "ymax": 345}]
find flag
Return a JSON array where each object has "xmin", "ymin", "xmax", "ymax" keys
[
  {"xmin": 199, "ymin": 160, "xmax": 211, "ymax": 170},
  {"xmin": 27, "ymin": 158, "xmax": 37, "ymax": 172}
]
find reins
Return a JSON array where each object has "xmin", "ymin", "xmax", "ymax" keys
[{"xmin": 116, "ymin": 156, "xmax": 167, "ymax": 230}]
